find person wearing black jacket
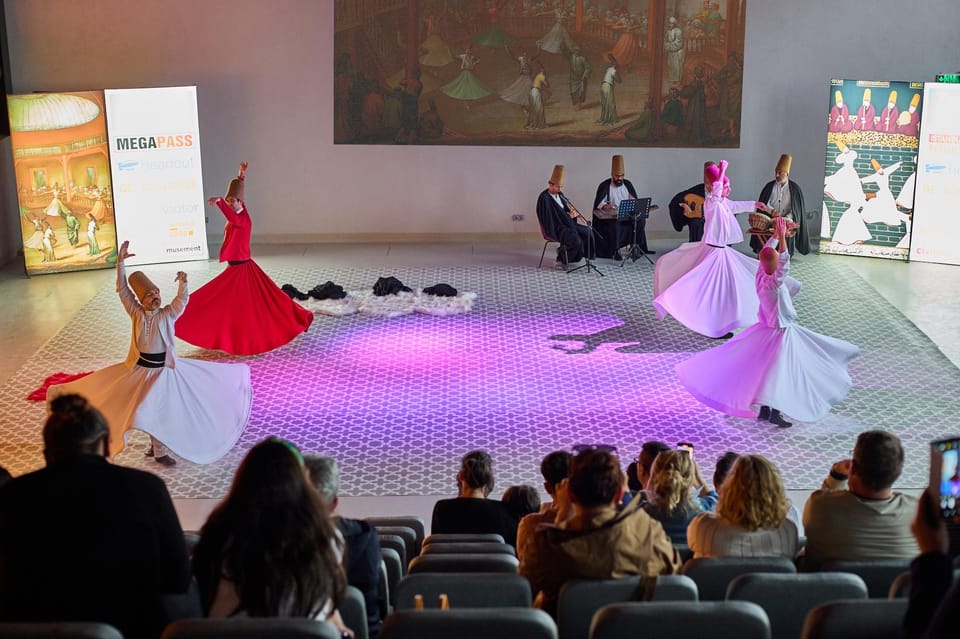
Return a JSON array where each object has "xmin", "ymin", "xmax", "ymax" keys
[
  {"xmin": 305, "ymin": 455, "xmax": 382, "ymax": 637},
  {"xmin": 536, "ymin": 164, "xmax": 595, "ymax": 265},
  {"xmin": 431, "ymin": 450, "xmax": 518, "ymax": 547},
  {"xmin": 667, "ymin": 162, "xmax": 716, "ymax": 243},
  {"xmin": 0, "ymin": 394, "xmax": 191, "ymax": 639},
  {"xmin": 591, "ymin": 154, "xmax": 653, "ymax": 258},
  {"xmin": 749, "ymin": 154, "xmax": 809, "ymax": 256}
]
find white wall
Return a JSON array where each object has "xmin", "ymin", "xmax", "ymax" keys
[{"xmin": 3, "ymin": 0, "xmax": 960, "ymax": 244}]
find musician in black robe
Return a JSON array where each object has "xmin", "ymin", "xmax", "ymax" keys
[
  {"xmin": 749, "ymin": 154, "xmax": 809, "ymax": 256},
  {"xmin": 536, "ymin": 165, "xmax": 594, "ymax": 264},
  {"xmin": 592, "ymin": 154, "xmax": 653, "ymax": 258},
  {"xmin": 667, "ymin": 162, "xmax": 716, "ymax": 243}
]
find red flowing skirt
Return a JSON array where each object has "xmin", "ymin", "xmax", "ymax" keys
[{"xmin": 175, "ymin": 260, "xmax": 313, "ymax": 355}]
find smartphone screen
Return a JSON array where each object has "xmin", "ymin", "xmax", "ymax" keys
[{"xmin": 931, "ymin": 437, "xmax": 960, "ymax": 522}]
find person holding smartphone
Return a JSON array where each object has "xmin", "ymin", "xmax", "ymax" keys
[{"xmin": 905, "ymin": 490, "xmax": 957, "ymax": 638}]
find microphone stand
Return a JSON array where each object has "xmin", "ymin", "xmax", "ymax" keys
[{"xmin": 561, "ymin": 193, "xmax": 604, "ymax": 277}]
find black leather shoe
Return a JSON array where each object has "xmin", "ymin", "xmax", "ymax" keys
[
  {"xmin": 709, "ymin": 332, "xmax": 735, "ymax": 340},
  {"xmin": 769, "ymin": 409, "xmax": 792, "ymax": 428},
  {"xmin": 757, "ymin": 406, "xmax": 771, "ymax": 421},
  {"xmin": 155, "ymin": 455, "xmax": 177, "ymax": 466}
]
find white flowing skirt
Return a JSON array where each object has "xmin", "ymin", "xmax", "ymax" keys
[
  {"xmin": 677, "ymin": 322, "xmax": 860, "ymax": 422},
  {"xmin": 47, "ymin": 359, "xmax": 252, "ymax": 464},
  {"xmin": 831, "ymin": 203, "xmax": 872, "ymax": 245},
  {"xmin": 500, "ymin": 75, "xmax": 533, "ymax": 105},
  {"xmin": 652, "ymin": 243, "xmax": 761, "ymax": 338}
]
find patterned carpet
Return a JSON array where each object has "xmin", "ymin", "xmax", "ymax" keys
[{"xmin": 0, "ymin": 252, "xmax": 956, "ymax": 498}]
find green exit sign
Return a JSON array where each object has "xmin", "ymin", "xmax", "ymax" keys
[{"xmin": 936, "ymin": 73, "xmax": 960, "ymax": 83}]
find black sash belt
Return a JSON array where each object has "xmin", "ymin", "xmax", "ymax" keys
[
  {"xmin": 136, "ymin": 352, "xmax": 166, "ymax": 368},
  {"xmin": 228, "ymin": 259, "xmax": 250, "ymax": 265},
  {"xmin": 707, "ymin": 243, "xmax": 728, "ymax": 248}
]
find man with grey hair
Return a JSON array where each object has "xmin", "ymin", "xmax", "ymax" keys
[{"xmin": 305, "ymin": 455, "xmax": 381, "ymax": 637}]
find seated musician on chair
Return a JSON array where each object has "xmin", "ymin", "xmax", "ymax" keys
[
  {"xmin": 591, "ymin": 154, "xmax": 655, "ymax": 259},
  {"xmin": 536, "ymin": 165, "xmax": 595, "ymax": 266},
  {"xmin": 668, "ymin": 162, "xmax": 716, "ymax": 243}
]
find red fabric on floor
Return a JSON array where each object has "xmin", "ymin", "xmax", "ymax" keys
[
  {"xmin": 28, "ymin": 372, "xmax": 93, "ymax": 401},
  {"xmin": 175, "ymin": 260, "xmax": 313, "ymax": 355}
]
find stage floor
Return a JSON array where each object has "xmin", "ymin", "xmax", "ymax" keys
[{"xmin": 0, "ymin": 240, "xmax": 957, "ymax": 500}]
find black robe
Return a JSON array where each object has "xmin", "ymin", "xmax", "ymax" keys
[
  {"xmin": 749, "ymin": 179, "xmax": 809, "ymax": 255},
  {"xmin": 536, "ymin": 189, "xmax": 593, "ymax": 263},
  {"xmin": 591, "ymin": 178, "xmax": 646, "ymax": 256},
  {"xmin": 668, "ymin": 183, "xmax": 706, "ymax": 243}
]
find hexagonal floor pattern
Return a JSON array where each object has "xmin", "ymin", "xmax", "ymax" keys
[{"xmin": 0, "ymin": 254, "xmax": 955, "ymax": 498}]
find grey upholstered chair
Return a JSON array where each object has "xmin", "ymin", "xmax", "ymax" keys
[
  {"xmin": 161, "ymin": 618, "xmax": 341, "ymax": 639},
  {"xmin": 380, "ymin": 608, "xmax": 557, "ymax": 639},
  {"xmin": 801, "ymin": 599, "xmax": 908, "ymax": 639},
  {"xmin": 726, "ymin": 572, "xmax": 868, "ymax": 639},
  {"xmin": 680, "ymin": 556, "xmax": 797, "ymax": 601},
  {"xmin": 407, "ymin": 553, "xmax": 518, "ymax": 574},
  {"xmin": 372, "ymin": 525, "xmax": 418, "ymax": 562},
  {"xmin": 0, "ymin": 623, "xmax": 123, "ymax": 639},
  {"xmin": 394, "ymin": 572, "xmax": 532, "ymax": 610},
  {"xmin": 420, "ymin": 542, "xmax": 515, "ymax": 556},
  {"xmin": 366, "ymin": 517, "xmax": 426, "ymax": 555},
  {"xmin": 339, "ymin": 585, "xmax": 369, "ymax": 639},
  {"xmin": 422, "ymin": 533, "xmax": 506, "ymax": 546},
  {"xmin": 380, "ymin": 547, "xmax": 403, "ymax": 608},
  {"xmin": 557, "ymin": 575, "xmax": 699, "ymax": 639},
  {"xmin": 819, "ymin": 559, "xmax": 913, "ymax": 598},
  {"xmin": 589, "ymin": 601, "xmax": 770, "ymax": 639},
  {"xmin": 376, "ymin": 534, "xmax": 407, "ymax": 570}
]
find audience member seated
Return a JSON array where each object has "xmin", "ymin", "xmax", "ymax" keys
[
  {"xmin": 635, "ymin": 441, "xmax": 671, "ymax": 496},
  {"xmin": 305, "ymin": 454, "xmax": 381, "ymax": 638},
  {"xmin": 431, "ymin": 450, "xmax": 519, "ymax": 546},
  {"xmin": 625, "ymin": 461, "xmax": 642, "ymax": 497},
  {"xmin": 713, "ymin": 451, "xmax": 740, "ymax": 494},
  {"xmin": 192, "ymin": 438, "xmax": 352, "ymax": 636},
  {"xmin": 803, "ymin": 430, "xmax": 919, "ymax": 567},
  {"xmin": 520, "ymin": 449, "xmax": 681, "ymax": 616},
  {"xmin": 0, "ymin": 394, "xmax": 191, "ymax": 639},
  {"xmin": 687, "ymin": 454, "xmax": 799, "ymax": 558},
  {"xmin": 641, "ymin": 450, "xmax": 715, "ymax": 543},
  {"xmin": 518, "ymin": 451, "xmax": 573, "ymax": 570},
  {"xmin": 502, "ymin": 485, "xmax": 541, "ymax": 521},
  {"xmin": 905, "ymin": 490, "xmax": 957, "ymax": 639}
]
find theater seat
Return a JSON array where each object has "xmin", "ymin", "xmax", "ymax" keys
[
  {"xmin": 819, "ymin": 560, "xmax": 912, "ymax": 598},
  {"xmin": 589, "ymin": 601, "xmax": 770, "ymax": 639},
  {"xmin": 339, "ymin": 585, "xmax": 369, "ymax": 639},
  {"xmin": 557, "ymin": 575, "xmax": 699, "ymax": 639},
  {"xmin": 422, "ymin": 533, "xmax": 505, "ymax": 546},
  {"xmin": 380, "ymin": 608, "xmax": 557, "ymax": 639},
  {"xmin": 366, "ymin": 517, "xmax": 426, "ymax": 555},
  {"xmin": 161, "ymin": 618, "xmax": 341, "ymax": 638},
  {"xmin": 408, "ymin": 553, "xmax": 518, "ymax": 574},
  {"xmin": 680, "ymin": 556, "xmax": 796, "ymax": 601},
  {"xmin": 395, "ymin": 573, "xmax": 532, "ymax": 610},
  {"xmin": 420, "ymin": 542, "xmax": 515, "ymax": 556},
  {"xmin": 377, "ymin": 533, "xmax": 407, "ymax": 570},
  {"xmin": 381, "ymin": 547, "xmax": 403, "ymax": 608},
  {"xmin": 726, "ymin": 572, "xmax": 868, "ymax": 639},
  {"xmin": 801, "ymin": 599, "xmax": 908, "ymax": 639},
  {"xmin": 373, "ymin": 525, "xmax": 417, "ymax": 562},
  {"xmin": 0, "ymin": 623, "xmax": 123, "ymax": 639}
]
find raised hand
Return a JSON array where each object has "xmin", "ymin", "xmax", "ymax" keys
[
  {"xmin": 238, "ymin": 161, "xmax": 249, "ymax": 179},
  {"xmin": 775, "ymin": 215, "xmax": 789, "ymax": 237},
  {"xmin": 207, "ymin": 196, "xmax": 219, "ymax": 206},
  {"xmin": 175, "ymin": 271, "xmax": 188, "ymax": 283},
  {"xmin": 118, "ymin": 240, "xmax": 135, "ymax": 262}
]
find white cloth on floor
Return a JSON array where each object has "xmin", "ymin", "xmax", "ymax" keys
[
  {"xmin": 47, "ymin": 262, "xmax": 252, "ymax": 463},
  {"xmin": 676, "ymin": 238, "xmax": 859, "ymax": 422}
]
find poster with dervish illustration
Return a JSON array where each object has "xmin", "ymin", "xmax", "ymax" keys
[
  {"xmin": 333, "ymin": 0, "xmax": 747, "ymax": 147},
  {"xmin": 820, "ymin": 79, "xmax": 924, "ymax": 261}
]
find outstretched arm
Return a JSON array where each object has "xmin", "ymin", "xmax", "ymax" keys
[
  {"xmin": 208, "ymin": 197, "xmax": 244, "ymax": 223},
  {"xmin": 116, "ymin": 241, "xmax": 140, "ymax": 317},
  {"xmin": 166, "ymin": 271, "xmax": 190, "ymax": 319}
]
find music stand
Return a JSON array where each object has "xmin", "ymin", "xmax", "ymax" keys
[{"xmin": 618, "ymin": 197, "xmax": 654, "ymax": 266}]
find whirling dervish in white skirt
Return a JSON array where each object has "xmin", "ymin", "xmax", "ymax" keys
[
  {"xmin": 677, "ymin": 217, "xmax": 860, "ymax": 428},
  {"xmin": 653, "ymin": 160, "xmax": 785, "ymax": 338}
]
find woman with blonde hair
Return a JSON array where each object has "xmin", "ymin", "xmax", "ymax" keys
[
  {"xmin": 687, "ymin": 454, "xmax": 798, "ymax": 558},
  {"xmin": 641, "ymin": 450, "xmax": 714, "ymax": 543}
]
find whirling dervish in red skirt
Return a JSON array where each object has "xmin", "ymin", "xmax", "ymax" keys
[{"xmin": 175, "ymin": 162, "xmax": 313, "ymax": 355}]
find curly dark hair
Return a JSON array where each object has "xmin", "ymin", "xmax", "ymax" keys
[
  {"xmin": 193, "ymin": 439, "xmax": 345, "ymax": 617},
  {"xmin": 43, "ymin": 394, "xmax": 109, "ymax": 463}
]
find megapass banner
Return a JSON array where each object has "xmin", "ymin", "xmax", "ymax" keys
[{"xmin": 105, "ymin": 86, "xmax": 208, "ymax": 266}]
